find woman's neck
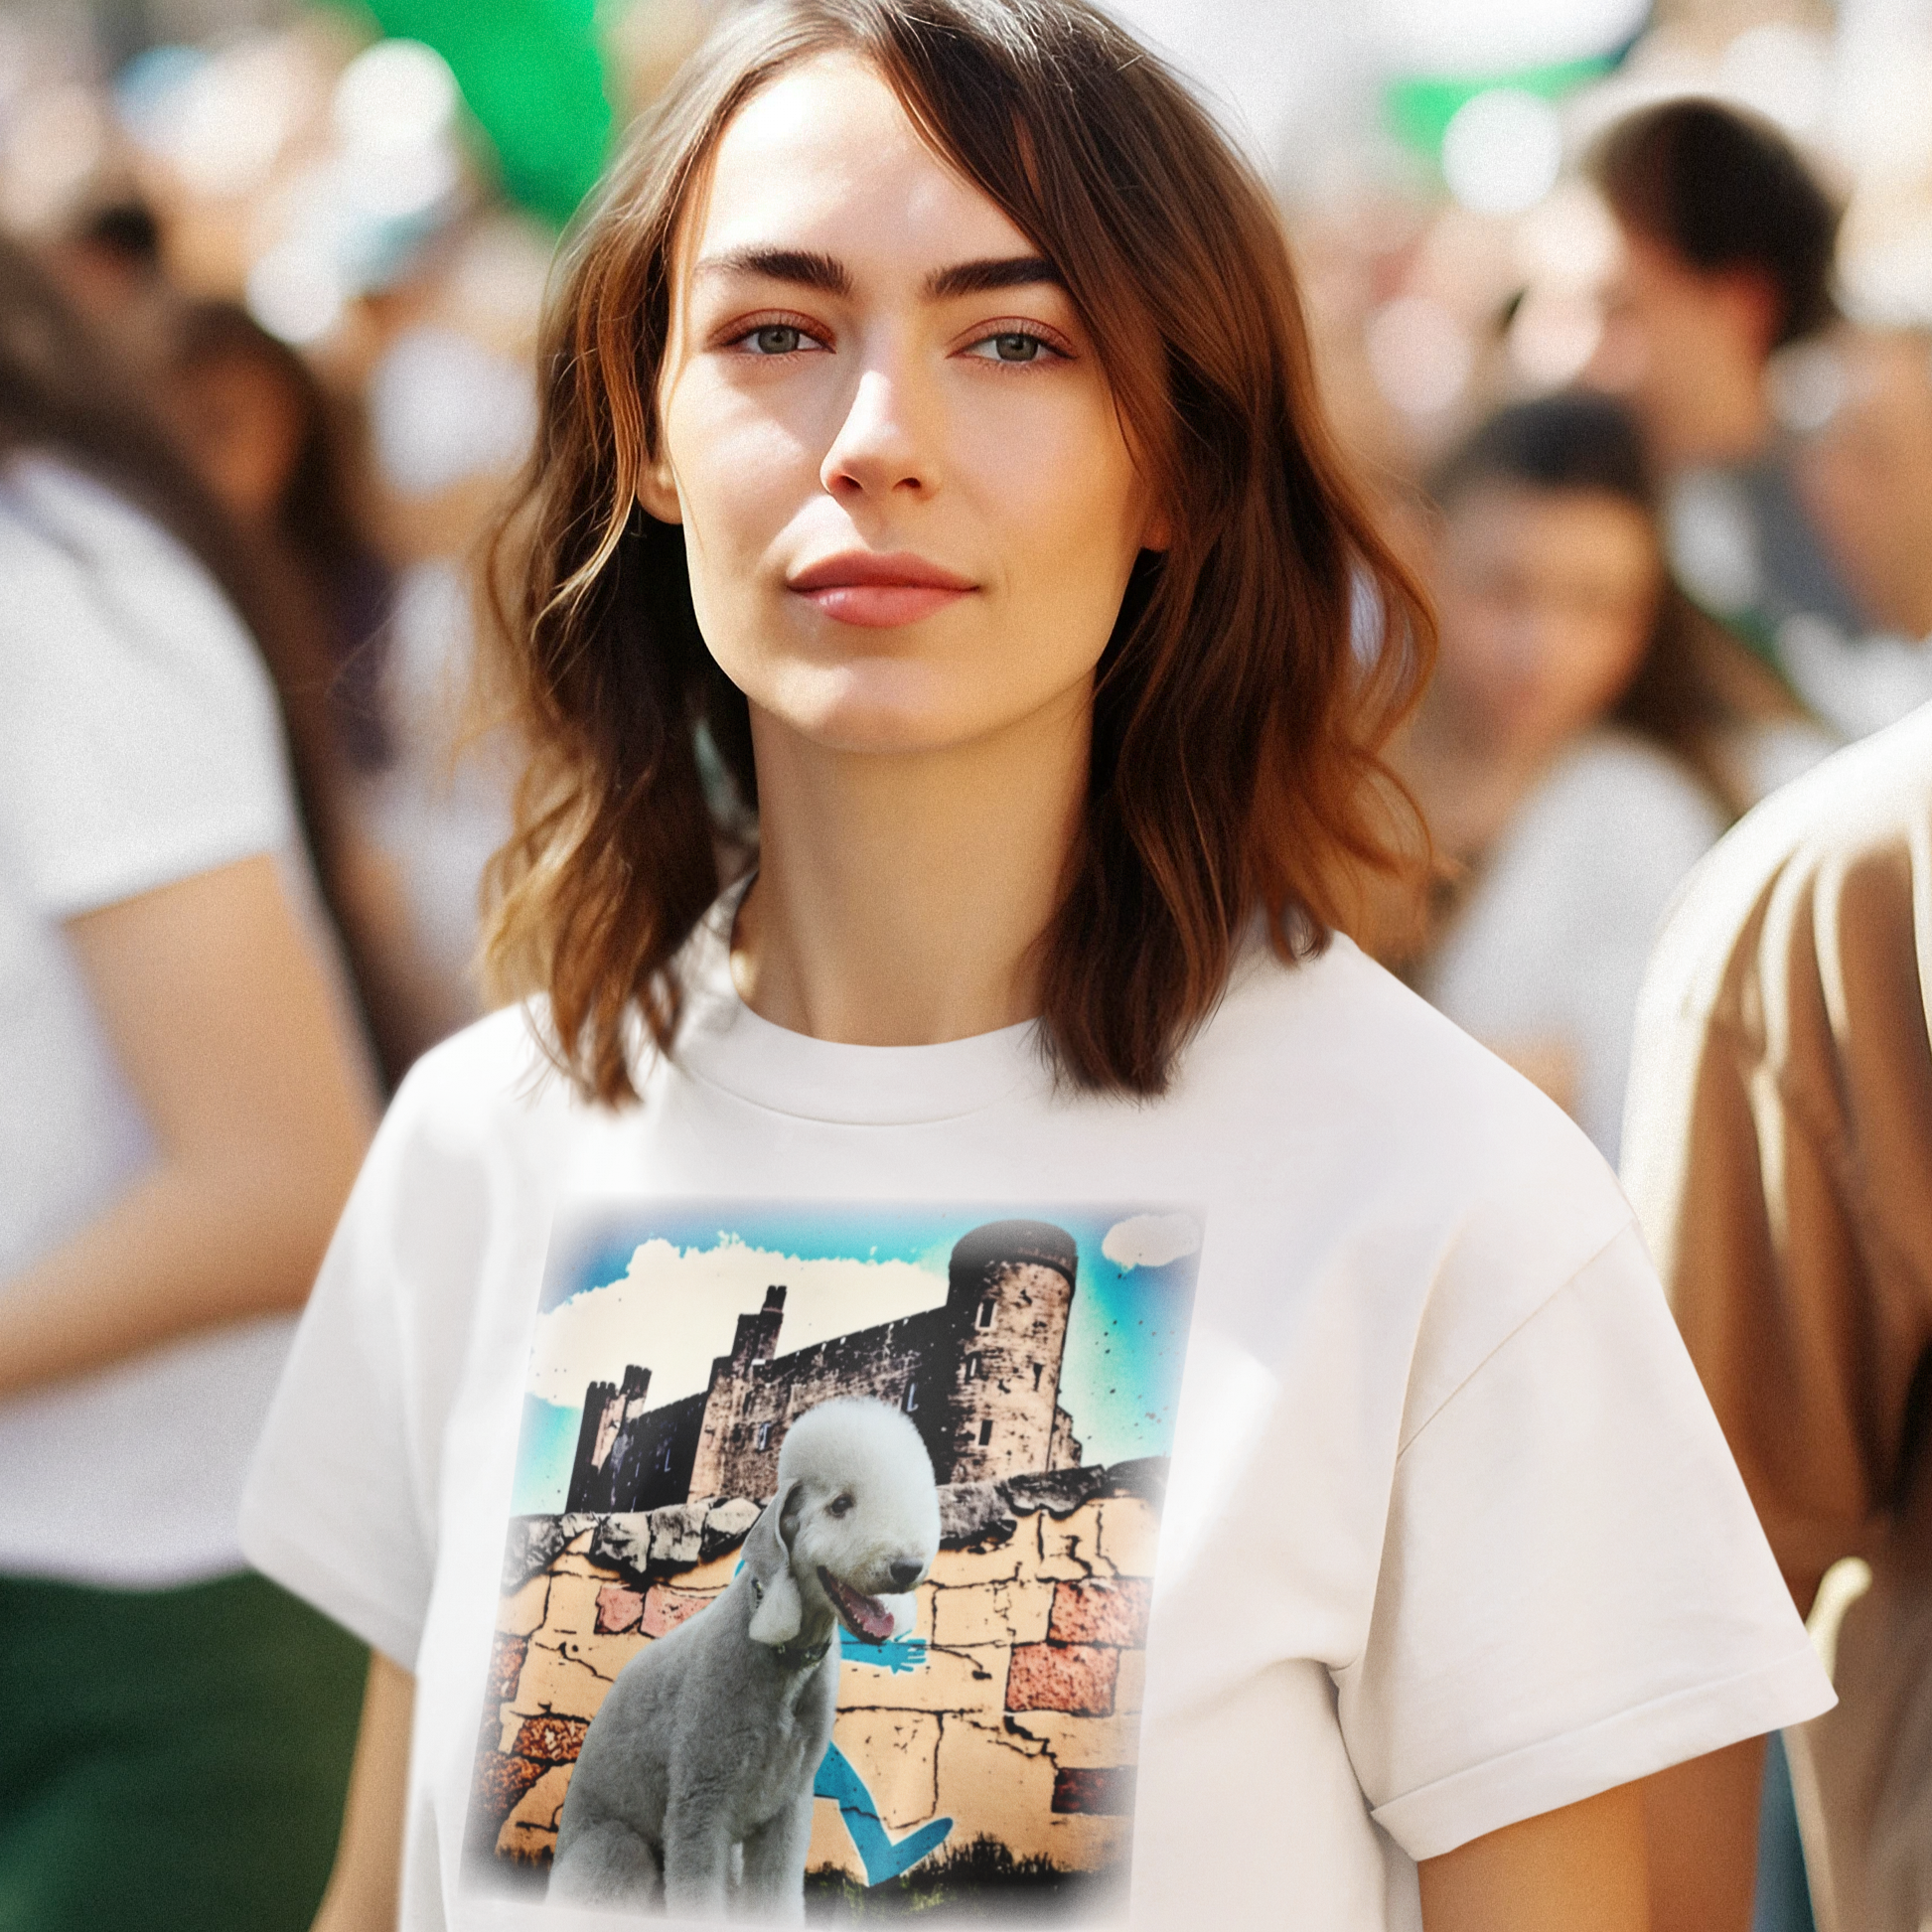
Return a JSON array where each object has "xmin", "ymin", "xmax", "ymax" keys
[{"xmin": 731, "ymin": 691, "xmax": 1089, "ymax": 1046}]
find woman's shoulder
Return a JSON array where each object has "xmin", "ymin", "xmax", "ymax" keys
[
  {"xmin": 387, "ymin": 1002, "xmax": 576, "ymax": 1132},
  {"xmin": 1208, "ymin": 935, "xmax": 1619, "ymax": 1186},
  {"xmin": 1196, "ymin": 936, "xmax": 1639, "ymax": 1334},
  {"xmin": 380, "ymin": 998, "xmax": 672, "ymax": 1171}
]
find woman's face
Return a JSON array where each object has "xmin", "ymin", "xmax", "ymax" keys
[
  {"xmin": 642, "ymin": 54, "xmax": 1159, "ymax": 757},
  {"xmin": 1429, "ymin": 483, "xmax": 1662, "ymax": 762}
]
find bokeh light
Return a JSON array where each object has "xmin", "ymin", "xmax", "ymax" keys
[
  {"xmin": 1441, "ymin": 88, "xmax": 1562, "ymax": 216},
  {"xmin": 1364, "ymin": 293, "xmax": 1474, "ymax": 418}
]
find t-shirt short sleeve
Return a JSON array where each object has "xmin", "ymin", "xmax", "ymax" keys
[
  {"xmin": 238, "ymin": 1026, "xmax": 532, "ymax": 1668},
  {"xmin": 0, "ymin": 458, "xmax": 294, "ymax": 917},
  {"xmin": 240, "ymin": 1088, "xmax": 436, "ymax": 1666},
  {"xmin": 1335, "ymin": 1221, "xmax": 1834, "ymax": 1861}
]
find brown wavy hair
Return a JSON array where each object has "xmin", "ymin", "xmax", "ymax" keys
[{"xmin": 484, "ymin": 0, "xmax": 1431, "ymax": 1106}]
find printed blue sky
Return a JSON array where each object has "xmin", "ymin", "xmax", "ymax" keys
[{"xmin": 509, "ymin": 1200, "xmax": 1203, "ymax": 1515}]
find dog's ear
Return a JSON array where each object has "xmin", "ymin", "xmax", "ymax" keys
[{"xmin": 746, "ymin": 1480, "xmax": 804, "ymax": 1646}]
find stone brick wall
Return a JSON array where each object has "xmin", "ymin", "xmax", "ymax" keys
[{"xmin": 467, "ymin": 1461, "xmax": 1164, "ymax": 1891}]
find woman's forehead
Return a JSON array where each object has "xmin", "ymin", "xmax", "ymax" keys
[{"xmin": 685, "ymin": 54, "xmax": 1035, "ymax": 277}]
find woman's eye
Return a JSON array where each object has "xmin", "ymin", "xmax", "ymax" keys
[
  {"xmin": 969, "ymin": 331, "xmax": 1048, "ymax": 364},
  {"xmin": 746, "ymin": 324, "xmax": 808, "ymax": 356}
]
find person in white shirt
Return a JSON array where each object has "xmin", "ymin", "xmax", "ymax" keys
[
  {"xmin": 1391, "ymin": 391, "xmax": 1828, "ymax": 1161},
  {"xmin": 0, "ymin": 237, "xmax": 380, "ymax": 1928},
  {"xmin": 246, "ymin": 5, "xmax": 1832, "ymax": 1929}
]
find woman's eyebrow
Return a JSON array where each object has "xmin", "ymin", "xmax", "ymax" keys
[
  {"xmin": 693, "ymin": 246, "xmax": 852, "ymax": 294},
  {"xmin": 925, "ymin": 255, "xmax": 1064, "ymax": 298},
  {"xmin": 689, "ymin": 248, "xmax": 1064, "ymax": 302}
]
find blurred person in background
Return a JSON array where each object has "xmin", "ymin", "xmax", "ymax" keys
[
  {"xmin": 45, "ymin": 201, "xmax": 167, "ymax": 334},
  {"xmin": 1622, "ymin": 699, "xmax": 1932, "ymax": 1932},
  {"xmin": 1780, "ymin": 326, "xmax": 1932, "ymax": 739},
  {"xmin": 151, "ymin": 298, "xmax": 470, "ymax": 1074},
  {"xmin": 1390, "ymin": 390, "xmax": 1820, "ymax": 1162},
  {"xmin": 1588, "ymin": 97, "xmax": 1932, "ymax": 738},
  {"xmin": 0, "ymin": 235, "xmax": 379, "ymax": 1930},
  {"xmin": 161, "ymin": 299, "xmax": 396, "ymax": 776}
]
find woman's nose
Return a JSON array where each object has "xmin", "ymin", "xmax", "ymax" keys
[{"xmin": 819, "ymin": 367, "xmax": 934, "ymax": 502}]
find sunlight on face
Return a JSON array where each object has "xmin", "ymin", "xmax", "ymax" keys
[
  {"xmin": 643, "ymin": 55, "xmax": 1157, "ymax": 756},
  {"xmin": 1431, "ymin": 484, "xmax": 1662, "ymax": 763}
]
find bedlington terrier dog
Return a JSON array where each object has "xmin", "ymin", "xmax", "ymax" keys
[{"xmin": 548, "ymin": 1397, "xmax": 942, "ymax": 1919}]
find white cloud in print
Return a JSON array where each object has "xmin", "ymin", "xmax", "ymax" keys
[
  {"xmin": 1101, "ymin": 1212, "xmax": 1201, "ymax": 1271},
  {"xmin": 528, "ymin": 1239, "xmax": 946, "ymax": 1407}
]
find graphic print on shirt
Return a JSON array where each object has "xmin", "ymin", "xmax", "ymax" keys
[{"xmin": 464, "ymin": 1199, "xmax": 1203, "ymax": 1919}]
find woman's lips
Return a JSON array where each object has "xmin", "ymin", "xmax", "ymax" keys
[
  {"xmin": 788, "ymin": 551, "xmax": 974, "ymax": 630},
  {"xmin": 800, "ymin": 583, "xmax": 968, "ymax": 627}
]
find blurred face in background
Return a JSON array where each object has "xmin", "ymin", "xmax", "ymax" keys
[
  {"xmin": 1589, "ymin": 228, "xmax": 1779, "ymax": 471},
  {"xmin": 1791, "ymin": 331, "xmax": 1932, "ymax": 640},
  {"xmin": 1428, "ymin": 482, "xmax": 1662, "ymax": 767},
  {"xmin": 167, "ymin": 349, "xmax": 307, "ymax": 530}
]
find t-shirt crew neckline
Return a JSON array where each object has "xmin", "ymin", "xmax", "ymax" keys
[{"xmin": 667, "ymin": 889, "xmax": 1047, "ymax": 1126}]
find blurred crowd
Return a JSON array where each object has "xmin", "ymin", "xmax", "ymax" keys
[
  {"xmin": 0, "ymin": 0, "xmax": 1927, "ymax": 1127},
  {"xmin": 3, "ymin": 0, "xmax": 1932, "ymax": 1927}
]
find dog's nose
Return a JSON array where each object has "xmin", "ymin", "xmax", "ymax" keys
[{"xmin": 888, "ymin": 1560, "xmax": 923, "ymax": 1591}]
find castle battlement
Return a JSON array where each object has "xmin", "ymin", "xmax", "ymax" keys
[{"xmin": 566, "ymin": 1220, "xmax": 1083, "ymax": 1513}]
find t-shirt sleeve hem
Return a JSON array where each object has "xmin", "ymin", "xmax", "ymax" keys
[
  {"xmin": 1369, "ymin": 1643, "xmax": 1836, "ymax": 1861},
  {"xmin": 43, "ymin": 816, "xmax": 289, "ymax": 919},
  {"xmin": 238, "ymin": 1507, "xmax": 425, "ymax": 1673}
]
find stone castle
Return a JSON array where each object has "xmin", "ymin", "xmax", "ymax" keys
[{"xmin": 566, "ymin": 1219, "xmax": 1083, "ymax": 1512}]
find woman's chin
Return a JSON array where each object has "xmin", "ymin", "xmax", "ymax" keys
[
  {"xmin": 745, "ymin": 655, "xmax": 1093, "ymax": 762},
  {"xmin": 753, "ymin": 669, "xmax": 1006, "ymax": 758}
]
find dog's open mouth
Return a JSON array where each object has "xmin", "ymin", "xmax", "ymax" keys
[{"xmin": 818, "ymin": 1568, "xmax": 898, "ymax": 1644}]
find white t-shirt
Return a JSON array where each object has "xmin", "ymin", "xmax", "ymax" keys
[
  {"xmin": 242, "ymin": 892, "xmax": 1830, "ymax": 1930},
  {"xmin": 1419, "ymin": 729, "xmax": 1728, "ymax": 1163},
  {"xmin": 0, "ymin": 452, "xmax": 306, "ymax": 1587}
]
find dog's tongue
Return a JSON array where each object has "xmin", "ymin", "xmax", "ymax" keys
[{"xmin": 819, "ymin": 1568, "xmax": 896, "ymax": 1644}]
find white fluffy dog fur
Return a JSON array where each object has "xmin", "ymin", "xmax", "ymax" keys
[{"xmin": 548, "ymin": 1398, "xmax": 942, "ymax": 1918}]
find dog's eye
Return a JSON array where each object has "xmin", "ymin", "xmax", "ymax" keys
[{"xmin": 827, "ymin": 1494, "xmax": 854, "ymax": 1517}]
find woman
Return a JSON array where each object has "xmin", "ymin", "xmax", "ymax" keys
[
  {"xmin": 246, "ymin": 4, "xmax": 1830, "ymax": 1928},
  {"xmin": 1391, "ymin": 393, "xmax": 1827, "ymax": 1160},
  {"xmin": 0, "ymin": 244, "xmax": 375, "ymax": 1923}
]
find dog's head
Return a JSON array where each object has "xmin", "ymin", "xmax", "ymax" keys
[{"xmin": 743, "ymin": 1399, "xmax": 942, "ymax": 1650}]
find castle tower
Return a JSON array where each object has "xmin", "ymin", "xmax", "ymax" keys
[
  {"xmin": 566, "ymin": 1363, "xmax": 651, "ymax": 1511},
  {"xmin": 937, "ymin": 1220, "xmax": 1080, "ymax": 1484},
  {"xmin": 687, "ymin": 1286, "xmax": 789, "ymax": 1499}
]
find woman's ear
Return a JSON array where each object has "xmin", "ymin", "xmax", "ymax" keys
[{"xmin": 636, "ymin": 453, "xmax": 682, "ymax": 526}]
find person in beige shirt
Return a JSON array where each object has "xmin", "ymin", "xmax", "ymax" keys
[{"xmin": 1624, "ymin": 699, "xmax": 1932, "ymax": 1932}]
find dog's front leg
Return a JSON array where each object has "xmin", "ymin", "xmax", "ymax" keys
[
  {"xmin": 661, "ymin": 1798, "xmax": 737, "ymax": 1919},
  {"xmin": 738, "ymin": 1789, "xmax": 815, "ymax": 1921}
]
